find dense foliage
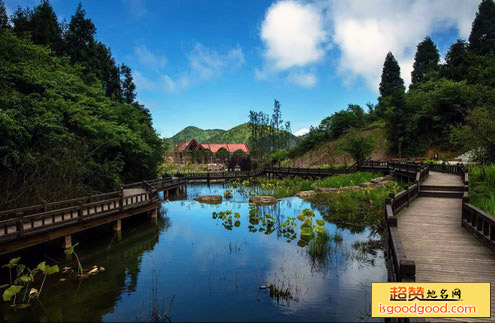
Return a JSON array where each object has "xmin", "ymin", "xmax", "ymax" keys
[
  {"xmin": 0, "ymin": 2, "xmax": 164, "ymax": 209},
  {"xmin": 290, "ymin": 0, "xmax": 495, "ymax": 162}
]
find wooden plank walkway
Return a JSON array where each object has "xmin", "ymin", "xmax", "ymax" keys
[{"xmin": 398, "ymin": 172, "xmax": 495, "ymax": 322}]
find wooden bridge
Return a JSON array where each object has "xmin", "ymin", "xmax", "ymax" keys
[
  {"xmin": 170, "ymin": 161, "xmax": 390, "ymax": 181},
  {"xmin": 383, "ymin": 162, "xmax": 495, "ymax": 321},
  {"xmin": 0, "ymin": 177, "xmax": 187, "ymax": 256}
]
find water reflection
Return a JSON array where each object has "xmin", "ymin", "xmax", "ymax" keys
[{"xmin": 1, "ymin": 183, "xmax": 386, "ymax": 322}]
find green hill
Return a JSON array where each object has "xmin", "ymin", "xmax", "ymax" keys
[
  {"xmin": 208, "ymin": 123, "xmax": 299, "ymax": 148},
  {"xmin": 166, "ymin": 123, "xmax": 299, "ymax": 151},
  {"xmin": 165, "ymin": 126, "xmax": 225, "ymax": 149}
]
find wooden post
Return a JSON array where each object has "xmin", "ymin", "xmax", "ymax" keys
[
  {"xmin": 119, "ymin": 192, "xmax": 124, "ymax": 211},
  {"xmin": 404, "ymin": 185, "xmax": 410, "ymax": 207},
  {"xmin": 16, "ymin": 212, "xmax": 25, "ymax": 237},
  {"xmin": 78, "ymin": 201, "xmax": 84, "ymax": 222},
  {"xmin": 62, "ymin": 234, "xmax": 72, "ymax": 249},
  {"xmin": 151, "ymin": 207, "xmax": 157, "ymax": 219},
  {"xmin": 113, "ymin": 219, "xmax": 121, "ymax": 232},
  {"xmin": 400, "ymin": 259, "xmax": 416, "ymax": 281},
  {"xmin": 42, "ymin": 200, "xmax": 48, "ymax": 212}
]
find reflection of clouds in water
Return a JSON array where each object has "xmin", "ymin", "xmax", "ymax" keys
[{"xmin": 149, "ymin": 184, "xmax": 385, "ymax": 321}]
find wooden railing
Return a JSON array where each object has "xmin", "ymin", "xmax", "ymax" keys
[
  {"xmin": 384, "ymin": 166, "xmax": 426, "ymax": 283},
  {"xmin": 459, "ymin": 166, "xmax": 495, "ymax": 251},
  {"xmin": 0, "ymin": 177, "xmax": 186, "ymax": 243}
]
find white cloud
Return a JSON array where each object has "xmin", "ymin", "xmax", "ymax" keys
[
  {"xmin": 287, "ymin": 71, "xmax": 317, "ymax": 88},
  {"xmin": 134, "ymin": 45, "xmax": 167, "ymax": 70},
  {"xmin": 261, "ymin": 1, "xmax": 328, "ymax": 70},
  {"xmin": 323, "ymin": 0, "xmax": 479, "ymax": 90},
  {"xmin": 188, "ymin": 43, "xmax": 244, "ymax": 79},
  {"xmin": 257, "ymin": 0, "xmax": 329, "ymax": 87},
  {"xmin": 133, "ymin": 70, "xmax": 156, "ymax": 90},
  {"xmin": 294, "ymin": 128, "xmax": 310, "ymax": 137},
  {"xmin": 121, "ymin": 0, "xmax": 148, "ymax": 18},
  {"xmin": 161, "ymin": 43, "xmax": 244, "ymax": 93}
]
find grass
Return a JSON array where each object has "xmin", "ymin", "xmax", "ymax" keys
[
  {"xmin": 253, "ymin": 171, "xmax": 384, "ymax": 199},
  {"xmin": 469, "ymin": 164, "xmax": 495, "ymax": 216},
  {"xmin": 316, "ymin": 172, "xmax": 382, "ymax": 188},
  {"xmin": 159, "ymin": 162, "xmax": 210, "ymax": 175},
  {"xmin": 306, "ymin": 182, "xmax": 402, "ymax": 233}
]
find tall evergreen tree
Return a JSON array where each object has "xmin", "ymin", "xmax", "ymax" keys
[
  {"xmin": 441, "ymin": 39, "xmax": 470, "ymax": 82},
  {"xmin": 0, "ymin": 0, "xmax": 8, "ymax": 29},
  {"xmin": 411, "ymin": 36, "xmax": 440, "ymax": 86},
  {"xmin": 468, "ymin": 0, "xmax": 495, "ymax": 56},
  {"xmin": 379, "ymin": 52, "xmax": 405, "ymax": 97},
  {"xmin": 65, "ymin": 3, "xmax": 96, "ymax": 65},
  {"xmin": 29, "ymin": 1, "xmax": 62, "ymax": 50},
  {"xmin": 11, "ymin": 7, "xmax": 32, "ymax": 36},
  {"xmin": 121, "ymin": 64, "xmax": 136, "ymax": 104}
]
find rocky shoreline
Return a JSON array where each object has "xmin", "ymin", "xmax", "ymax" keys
[{"xmin": 295, "ymin": 174, "xmax": 394, "ymax": 199}]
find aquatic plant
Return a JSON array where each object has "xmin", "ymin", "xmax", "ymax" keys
[
  {"xmin": 223, "ymin": 189, "xmax": 233, "ymax": 198},
  {"xmin": 1, "ymin": 257, "xmax": 58, "ymax": 308},
  {"xmin": 64, "ymin": 243, "xmax": 83, "ymax": 277}
]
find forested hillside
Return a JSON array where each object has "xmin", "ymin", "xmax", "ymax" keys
[
  {"xmin": 290, "ymin": 0, "xmax": 495, "ymax": 164},
  {"xmin": 0, "ymin": 1, "xmax": 164, "ymax": 209},
  {"xmin": 164, "ymin": 126, "xmax": 225, "ymax": 150}
]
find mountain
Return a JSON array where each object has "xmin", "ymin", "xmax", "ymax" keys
[
  {"xmin": 166, "ymin": 123, "xmax": 299, "ymax": 151},
  {"xmin": 208, "ymin": 123, "xmax": 299, "ymax": 150},
  {"xmin": 165, "ymin": 126, "xmax": 225, "ymax": 149}
]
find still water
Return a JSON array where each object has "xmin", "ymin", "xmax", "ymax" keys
[{"xmin": 1, "ymin": 183, "xmax": 386, "ymax": 322}]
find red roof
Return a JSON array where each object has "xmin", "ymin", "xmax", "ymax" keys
[
  {"xmin": 200, "ymin": 143, "xmax": 250, "ymax": 154},
  {"xmin": 174, "ymin": 139, "xmax": 250, "ymax": 154}
]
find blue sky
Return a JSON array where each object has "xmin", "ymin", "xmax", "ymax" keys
[{"xmin": 5, "ymin": 0, "xmax": 480, "ymax": 138}]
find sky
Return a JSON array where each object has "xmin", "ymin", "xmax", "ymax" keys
[{"xmin": 5, "ymin": 0, "xmax": 481, "ymax": 138}]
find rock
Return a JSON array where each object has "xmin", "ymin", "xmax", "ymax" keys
[
  {"xmin": 88, "ymin": 267, "xmax": 99, "ymax": 275},
  {"xmin": 249, "ymin": 196, "xmax": 277, "ymax": 205},
  {"xmin": 360, "ymin": 183, "xmax": 371, "ymax": 187},
  {"xmin": 317, "ymin": 187, "xmax": 339, "ymax": 192},
  {"xmin": 99, "ymin": 267, "xmax": 105, "ymax": 272},
  {"xmin": 350, "ymin": 186, "xmax": 362, "ymax": 190},
  {"xmin": 370, "ymin": 177, "xmax": 385, "ymax": 183},
  {"xmin": 193, "ymin": 195, "xmax": 222, "ymax": 204},
  {"xmin": 296, "ymin": 190, "xmax": 315, "ymax": 198}
]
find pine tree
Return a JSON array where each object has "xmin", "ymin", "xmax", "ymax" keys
[
  {"xmin": 29, "ymin": 0, "xmax": 62, "ymax": 51},
  {"xmin": 441, "ymin": 39, "xmax": 470, "ymax": 82},
  {"xmin": 0, "ymin": 0, "xmax": 8, "ymax": 29},
  {"xmin": 379, "ymin": 52, "xmax": 405, "ymax": 97},
  {"xmin": 468, "ymin": 0, "xmax": 495, "ymax": 56},
  {"xmin": 411, "ymin": 36, "xmax": 440, "ymax": 86},
  {"xmin": 65, "ymin": 3, "xmax": 96, "ymax": 65},
  {"xmin": 120, "ymin": 64, "xmax": 136, "ymax": 104},
  {"xmin": 11, "ymin": 7, "xmax": 32, "ymax": 36}
]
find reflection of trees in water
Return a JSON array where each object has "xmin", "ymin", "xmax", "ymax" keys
[
  {"xmin": 308, "ymin": 201, "xmax": 383, "ymax": 234},
  {"xmin": 2, "ymin": 219, "xmax": 164, "ymax": 322}
]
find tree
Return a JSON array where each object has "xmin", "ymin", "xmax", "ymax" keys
[
  {"xmin": 0, "ymin": 0, "xmax": 8, "ymax": 29},
  {"xmin": 453, "ymin": 106, "xmax": 495, "ymax": 166},
  {"xmin": 441, "ymin": 39, "xmax": 470, "ymax": 82},
  {"xmin": 29, "ymin": 1, "xmax": 62, "ymax": 52},
  {"xmin": 65, "ymin": 3, "xmax": 96, "ymax": 65},
  {"xmin": 11, "ymin": 7, "xmax": 32, "ymax": 37},
  {"xmin": 379, "ymin": 52, "xmax": 405, "ymax": 97},
  {"xmin": 121, "ymin": 64, "xmax": 136, "ymax": 104},
  {"xmin": 337, "ymin": 129, "xmax": 375, "ymax": 165},
  {"xmin": 215, "ymin": 148, "xmax": 230, "ymax": 163},
  {"xmin": 411, "ymin": 37, "xmax": 440, "ymax": 86},
  {"xmin": 468, "ymin": 0, "xmax": 495, "ymax": 56}
]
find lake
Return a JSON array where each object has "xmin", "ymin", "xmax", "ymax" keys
[{"xmin": 1, "ymin": 183, "xmax": 386, "ymax": 322}]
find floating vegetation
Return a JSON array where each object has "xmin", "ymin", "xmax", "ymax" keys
[
  {"xmin": 212, "ymin": 210, "xmax": 235, "ymax": 230},
  {"xmin": 223, "ymin": 189, "xmax": 233, "ymax": 198}
]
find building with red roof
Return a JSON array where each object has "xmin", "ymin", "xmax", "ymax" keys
[{"xmin": 173, "ymin": 139, "xmax": 250, "ymax": 164}]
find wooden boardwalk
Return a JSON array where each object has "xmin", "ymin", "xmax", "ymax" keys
[{"xmin": 397, "ymin": 172, "xmax": 495, "ymax": 321}]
